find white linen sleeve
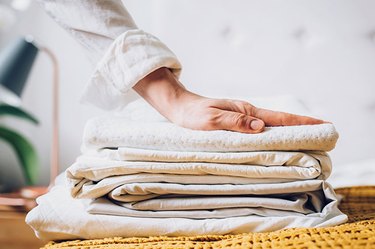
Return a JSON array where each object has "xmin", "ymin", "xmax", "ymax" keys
[{"xmin": 39, "ymin": 0, "xmax": 182, "ymax": 110}]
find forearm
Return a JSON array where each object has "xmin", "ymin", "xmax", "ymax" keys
[{"xmin": 41, "ymin": 0, "xmax": 182, "ymax": 110}]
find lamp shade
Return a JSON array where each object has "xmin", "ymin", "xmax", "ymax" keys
[{"xmin": 0, "ymin": 37, "xmax": 39, "ymax": 97}]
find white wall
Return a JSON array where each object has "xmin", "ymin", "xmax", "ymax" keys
[
  {"xmin": 150, "ymin": 0, "xmax": 375, "ymax": 167},
  {"xmin": 0, "ymin": 0, "xmax": 374, "ymax": 188}
]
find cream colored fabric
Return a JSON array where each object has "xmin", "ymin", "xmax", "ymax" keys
[
  {"xmin": 40, "ymin": 0, "xmax": 181, "ymax": 110},
  {"xmin": 82, "ymin": 117, "xmax": 338, "ymax": 152},
  {"xmin": 64, "ymin": 148, "xmax": 339, "ymax": 218},
  {"xmin": 27, "ymin": 142, "xmax": 346, "ymax": 240},
  {"xmin": 85, "ymin": 30, "xmax": 181, "ymax": 110},
  {"xmin": 26, "ymin": 115, "xmax": 345, "ymax": 240},
  {"xmin": 26, "ymin": 176, "xmax": 347, "ymax": 240},
  {"xmin": 86, "ymin": 178, "xmax": 331, "ymax": 218},
  {"xmin": 94, "ymin": 147, "xmax": 330, "ymax": 165},
  {"xmin": 27, "ymin": 97, "xmax": 345, "ymax": 240},
  {"xmin": 67, "ymin": 151, "xmax": 331, "ymax": 197},
  {"xmin": 60, "ymin": 113, "xmax": 343, "ymax": 227}
]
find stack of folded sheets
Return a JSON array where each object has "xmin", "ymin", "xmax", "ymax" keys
[{"xmin": 26, "ymin": 100, "xmax": 348, "ymax": 241}]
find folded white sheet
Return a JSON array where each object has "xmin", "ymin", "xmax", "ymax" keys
[
  {"xmin": 90, "ymin": 148, "xmax": 330, "ymax": 166},
  {"xmin": 82, "ymin": 117, "xmax": 338, "ymax": 152},
  {"xmin": 26, "ymin": 97, "xmax": 344, "ymax": 240},
  {"xmin": 84, "ymin": 178, "xmax": 332, "ymax": 218},
  {"xmin": 69, "ymin": 150, "xmax": 331, "ymax": 185},
  {"xmin": 65, "ymin": 151, "xmax": 337, "ymax": 220},
  {"xmin": 26, "ymin": 177, "xmax": 347, "ymax": 240},
  {"xmin": 87, "ymin": 192, "xmax": 320, "ymax": 218}
]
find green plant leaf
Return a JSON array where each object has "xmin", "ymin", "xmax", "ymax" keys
[
  {"xmin": 0, "ymin": 104, "xmax": 39, "ymax": 125},
  {"xmin": 0, "ymin": 125, "xmax": 38, "ymax": 185}
]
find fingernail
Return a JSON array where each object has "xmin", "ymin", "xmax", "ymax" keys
[{"xmin": 250, "ymin": 120, "xmax": 263, "ymax": 130}]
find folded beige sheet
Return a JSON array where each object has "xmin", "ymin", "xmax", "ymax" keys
[
  {"xmin": 82, "ymin": 117, "xmax": 338, "ymax": 152},
  {"xmin": 26, "ymin": 177, "xmax": 347, "ymax": 240}
]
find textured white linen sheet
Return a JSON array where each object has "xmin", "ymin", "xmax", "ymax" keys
[
  {"xmin": 89, "ymin": 147, "xmax": 330, "ymax": 167},
  {"xmin": 65, "ymin": 150, "xmax": 337, "ymax": 218},
  {"xmin": 26, "ymin": 97, "xmax": 346, "ymax": 240},
  {"xmin": 81, "ymin": 117, "xmax": 338, "ymax": 153},
  {"xmin": 68, "ymin": 150, "xmax": 331, "ymax": 187},
  {"xmin": 26, "ymin": 176, "xmax": 347, "ymax": 240},
  {"xmin": 85, "ymin": 179, "xmax": 331, "ymax": 218},
  {"xmin": 67, "ymin": 150, "xmax": 332, "ymax": 200}
]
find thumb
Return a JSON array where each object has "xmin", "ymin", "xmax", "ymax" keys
[{"xmin": 216, "ymin": 111, "xmax": 265, "ymax": 134}]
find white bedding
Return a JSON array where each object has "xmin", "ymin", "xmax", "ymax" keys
[
  {"xmin": 86, "ymin": 179, "xmax": 334, "ymax": 218},
  {"xmin": 69, "ymin": 150, "xmax": 332, "ymax": 186},
  {"xmin": 82, "ymin": 117, "xmax": 338, "ymax": 152},
  {"xmin": 26, "ymin": 176, "xmax": 347, "ymax": 240},
  {"xmin": 26, "ymin": 97, "xmax": 348, "ymax": 240}
]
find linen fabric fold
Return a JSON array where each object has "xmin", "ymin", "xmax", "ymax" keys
[
  {"xmin": 85, "ymin": 179, "xmax": 331, "ymax": 218},
  {"xmin": 26, "ymin": 115, "xmax": 347, "ymax": 240},
  {"xmin": 81, "ymin": 117, "xmax": 339, "ymax": 152},
  {"xmin": 65, "ymin": 150, "xmax": 340, "ymax": 220},
  {"xmin": 68, "ymin": 149, "xmax": 332, "ymax": 188},
  {"xmin": 26, "ymin": 178, "xmax": 347, "ymax": 240}
]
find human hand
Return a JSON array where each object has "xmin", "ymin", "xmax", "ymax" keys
[
  {"xmin": 167, "ymin": 94, "xmax": 325, "ymax": 134},
  {"xmin": 134, "ymin": 67, "xmax": 325, "ymax": 134}
]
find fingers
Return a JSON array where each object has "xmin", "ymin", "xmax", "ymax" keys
[
  {"xmin": 213, "ymin": 110, "xmax": 265, "ymax": 134},
  {"xmin": 211, "ymin": 99, "xmax": 326, "ymax": 126},
  {"xmin": 252, "ymin": 107, "xmax": 326, "ymax": 126}
]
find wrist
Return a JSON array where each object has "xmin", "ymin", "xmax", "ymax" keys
[{"xmin": 133, "ymin": 67, "xmax": 199, "ymax": 122}]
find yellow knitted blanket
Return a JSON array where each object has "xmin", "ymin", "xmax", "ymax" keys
[{"xmin": 43, "ymin": 186, "xmax": 375, "ymax": 249}]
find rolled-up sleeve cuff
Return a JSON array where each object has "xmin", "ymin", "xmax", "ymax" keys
[{"xmin": 80, "ymin": 29, "xmax": 182, "ymax": 110}]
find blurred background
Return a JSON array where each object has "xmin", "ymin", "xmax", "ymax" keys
[{"xmin": 1, "ymin": 0, "xmax": 374, "ymax": 190}]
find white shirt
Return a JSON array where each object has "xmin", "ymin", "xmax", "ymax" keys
[{"xmin": 40, "ymin": 0, "xmax": 182, "ymax": 110}]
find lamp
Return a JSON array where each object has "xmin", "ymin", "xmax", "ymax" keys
[
  {"xmin": 0, "ymin": 37, "xmax": 37, "ymax": 105},
  {"xmin": 0, "ymin": 36, "xmax": 60, "ymax": 191}
]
